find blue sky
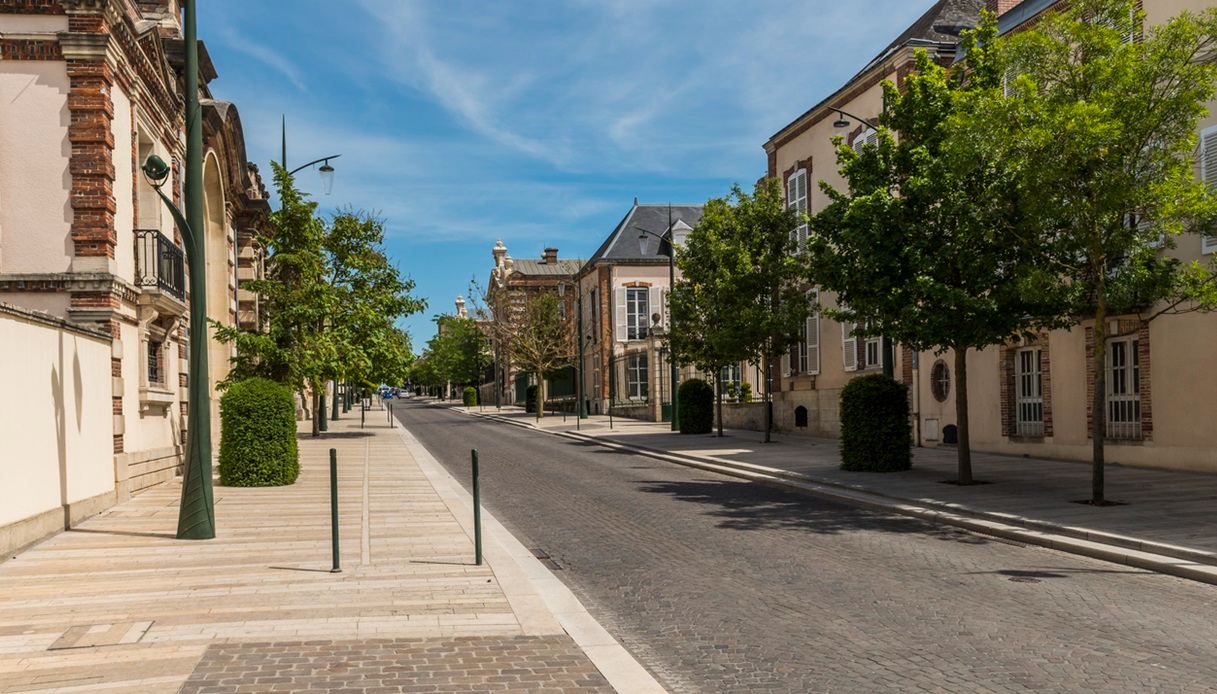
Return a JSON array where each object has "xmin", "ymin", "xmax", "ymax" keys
[{"xmin": 201, "ymin": 0, "xmax": 935, "ymax": 347}]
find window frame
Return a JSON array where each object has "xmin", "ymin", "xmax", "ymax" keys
[
  {"xmin": 1105, "ymin": 336, "xmax": 1142, "ymax": 440},
  {"xmin": 786, "ymin": 169, "xmax": 808, "ymax": 250},
  {"xmin": 1014, "ymin": 347, "xmax": 1045, "ymax": 437},
  {"xmin": 1198, "ymin": 124, "xmax": 1217, "ymax": 253},
  {"xmin": 626, "ymin": 352, "xmax": 649, "ymax": 400},
  {"xmin": 625, "ymin": 287, "xmax": 650, "ymax": 341}
]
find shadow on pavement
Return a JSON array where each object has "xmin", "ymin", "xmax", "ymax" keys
[{"xmin": 636, "ymin": 477, "xmax": 991, "ymax": 544}]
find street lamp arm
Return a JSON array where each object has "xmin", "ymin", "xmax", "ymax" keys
[
  {"xmin": 829, "ymin": 106, "xmax": 879, "ymax": 129},
  {"xmin": 152, "ymin": 186, "xmax": 196, "ymax": 253},
  {"xmin": 288, "ymin": 154, "xmax": 342, "ymax": 176},
  {"xmin": 635, "ymin": 227, "xmax": 671, "ymax": 241}
]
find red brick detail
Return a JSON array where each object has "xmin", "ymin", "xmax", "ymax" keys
[
  {"xmin": 66, "ymin": 54, "xmax": 118, "ymax": 258},
  {"xmin": 70, "ymin": 292, "xmax": 120, "ymax": 309},
  {"xmin": 111, "ymin": 357, "xmax": 122, "ymax": 377},
  {"xmin": 112, "ymin": 396, "xmax": 122, "ymax": 415},
  {"xmin": 986, "ymin": 0, "xmax": 1022, "ymax": 17},
  {"xmin": 0, "ymin": 0, "xmax": 65, "ymax": 12},
  {"xmin": 1138, "ymin": 321, "xmax": 1152, "ymax": 440},
  {"xmin": 0, "ymin": 39, "xmax": 63, "ymax": 61},
  {"xmin": 113, "ymin": 434, "xmax": 123, "ymax": 454}
]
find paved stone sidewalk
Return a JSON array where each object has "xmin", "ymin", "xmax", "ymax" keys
[
  {"xmin": 455, "ymin": 401, "xmax": 1217, "ymax": 561},
  {"xmin": 0, "ymin": 412, "xmax": 627, "ymax": 693}
]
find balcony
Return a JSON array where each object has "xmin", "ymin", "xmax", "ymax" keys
[{"xmin": 135, "ymin": 229, "xmax": 186, "ymax": 317}]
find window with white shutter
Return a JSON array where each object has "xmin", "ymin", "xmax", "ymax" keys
[
  {"xmin": 786, "ymin": 169, "xmax": 808, "ymax": 250},
  {"xmin": 614, "ymin": 288, "xmax": 628, "ymax": 342},
  {"xmin": 1198, "ymin": 125, "xmax": 1217, "ymax": 253},
  {"xmin": 842, "ymin": 320, "xmax": 858, "ymax": 372},
  {"xmin": 852, "ymin": 127, "xmax": 878, "ymax": 153},
  {"xmin": 802, "ymin": 289, "xmax": 820, "ymax": 375},
  {"xmin": 648, "ymin": 286, "xmax": 661, "ymax": 332}
]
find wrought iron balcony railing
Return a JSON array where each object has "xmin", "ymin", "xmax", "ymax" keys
[{"xmin": 135, "ymin": 229, "xmax": 185, "ymax": 302}]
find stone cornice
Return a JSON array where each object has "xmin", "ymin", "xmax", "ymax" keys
[{"xmin": 0, "ymin": 272, "xmax": 139, "ymax": 304}]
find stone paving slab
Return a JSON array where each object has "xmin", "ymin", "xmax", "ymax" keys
[
  {"xmin": 455, "ymin": 401, "xmax": 1217, "ymax": 561},
  {"xmin": 178, "ymin": 635, "xmax": 611, "ymax": 693},
  {"xmin": 0, "ymin": 415, "xmax": 623, "ymax": 693}
]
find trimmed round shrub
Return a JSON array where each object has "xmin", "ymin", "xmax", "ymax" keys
[
  {"xmin": 840, "ymin": 374, "xmax": 912, "ymax": 472},
  {"xmin": 525, "ymin": 384, "xmax": 539, "ymax": 413},
  {"xmin": 218, "ymin": 377, "xmax": 299, "ymax": 487},
  {"xmin": 462, "ymin": 386, "xmax": 478, "ymax": 406},
  {"xmin": 677, "ymin": 378, "xmax": 714, "ymax": 435}
]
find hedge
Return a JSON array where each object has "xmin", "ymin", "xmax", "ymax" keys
[
  {"xmin": 525, "ymin": 384, "xmax": 539, "ymax": 413},
  {"xmin": 218, "ymin": 377, "xmax": 299, "ymax": 487},
  {"xmin": 462, "ymin": 386, "xmax": 478, "ymax": 406},
  {"xmin": 678, "ymin": 378, "xmax": 714, "ymax": 434},
  {"xmin": 840, "ymin": 374, "xmax": 911, "ymax": 472}
]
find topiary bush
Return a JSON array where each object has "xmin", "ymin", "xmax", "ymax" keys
[
  {"xmin": 739, "ymin": 382, "xmax": 753, "ymax": 403},
  {"xmin": 218, "ymin": 377, "xmax": 299, "ymax": 487},
  {"xmin": 525, "ymin": 384, "xmax": 539, "ymax": 413},
  {"xmin": 840, "ymin": 374, "xmax": 911, "ymax": 472},
  {"xmin": 677, "ymin": 378, "xmax": 714, "ymax": 434},
  {"xmin": 463, "ymin": 386, "xmax": 478, "ymax": 406}
]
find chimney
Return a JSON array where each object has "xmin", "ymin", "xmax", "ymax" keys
[
  {"xmin": 492, "ymin": 239, "xmax": 507, "ymax": 267},
  {"xmin": 985, "ymin": 0, "xmax": 1021, "ymax": 17},
  {"xmin": 542, "ymin": 247, "xmax": 558, "ymax": 264}
]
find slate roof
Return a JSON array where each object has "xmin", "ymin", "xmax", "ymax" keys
[
  {"xmin": 586, "ymin": 203, "xmax": 704, "ymax": 265},
  {"xmin": 767, "ymin": 0, "xmax": 984, "ymax": 147},
  {"xmin": 509, "ymin": 258, "xmax": 585, "ymax": 277}
]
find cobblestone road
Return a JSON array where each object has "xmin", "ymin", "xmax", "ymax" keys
[{"xmin": 398, "ymin": 401, "xmax": 1217, "ymax": 694}]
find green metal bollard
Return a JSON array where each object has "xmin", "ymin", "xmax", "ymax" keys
[
  {"xmin": 472, "ymin": 449, "xmax": 482, "ymax": 566},
  {"xmin": 329, "ymin": 448, "xmax": 341, "ymax": 573},
  {"xmin": 361, "ymin": 401, "xmax": 365, "ymax": 429},
  {"xmin": 389, "ymin": 402, "xmax": 394, "ymax": 428}
]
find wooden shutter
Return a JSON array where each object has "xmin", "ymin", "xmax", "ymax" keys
[
  {"xmin": 842, "ymin": 321, "xmax": 858, "ymax": 372},
  {"xmin": 614, "ymin": 288, "xmax": 627, "ymax": 342},
  {"xmin": 806, "ymin": 291, "xmax": 820, "ymax": 375},
  {"xmin": 648, "ymin": 286, "xmax": 661, "ymax": 332},
  {"xmin": 1201, "ymin": 127, "xmax": 1217, "ymax": 252},
  {"xmin": 781, "ymin": 351, "xmax": 791, "ymax": 378}
]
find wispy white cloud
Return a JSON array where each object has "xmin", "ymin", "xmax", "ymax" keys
[{"xmin": 219, "ymin": 28, "xmax": 308, "ymax": 93}]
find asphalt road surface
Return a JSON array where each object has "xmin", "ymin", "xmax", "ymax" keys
[{"xmin": 396, "ymin": 400, "xmax": 1217, "ymax": 693}]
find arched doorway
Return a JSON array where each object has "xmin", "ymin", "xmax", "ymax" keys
[{"xmin": 202, "ymin": 153, "xmax": 234, "ymax": 447}]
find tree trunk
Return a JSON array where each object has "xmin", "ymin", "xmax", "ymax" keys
[
  {"xmin": 764, "ymin": 353, "xmax": 773, "ymax": 444},
  {"xmin": 535, "ymin": 374, "xmax": 544, "ymax": 421},
  {"xmin": 716, "ymin": 370, "xmax": 724, "ymax": 437},
  {"xmin": 311, "ymin": 385, "xmax": 321, "ymax": 437},
  {"xmin": 954, "ymin": 348, "xmax": 973, "ymax": 485},
  {"xmin": 1091, "ymin": 294, "xmax": 1108, "ymax": 504}
]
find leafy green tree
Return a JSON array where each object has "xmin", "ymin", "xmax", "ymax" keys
[
  {"xmin": 668, "ymin": 198, "xmax": 753, "ymax": 436},
  {"xmin": 807, "ymin": 17, "xmax": 1072, "ymax": 485},
  {"xmin": 692, "ymin": 180, "xmax": 807, "ymax": 442},
  {"xmin": 215, "ymin": 167, "xmax": 424, "ymax": 435},
  {"xmin": 994, "ymin": 0, "xmax": 1217, "ymax": 502},
  {"xmin": 509, "ymin": 292, "xmax": 574, "ymax": 420},
  {"xmin": 426, "ymin": 315, "xmax": 490, "ymax": 389}
]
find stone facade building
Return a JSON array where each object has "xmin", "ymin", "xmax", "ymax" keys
[
  {"xmin": 765, "ymin": 0, "xmax": 1217, "ymax": 473},
  {"xmin": 0, "ymin": 0, "xmax": 269, "ymax": 553},
  {"xmin": 485, "ymin": 241, "xmax": 582, "ymax": 407}
]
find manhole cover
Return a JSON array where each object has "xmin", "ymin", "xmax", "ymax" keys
[{"xmin": 49, "ymin": 621, "xmax": 153, "ymax": 650}]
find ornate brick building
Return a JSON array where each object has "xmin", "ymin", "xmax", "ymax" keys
[{"xmin": 0, "ymin": 0, "xmax": 269, "ymax": 552}]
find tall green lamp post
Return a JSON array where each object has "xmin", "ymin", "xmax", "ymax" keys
[
  {"xmin": 280, "ymin": 116, "xmax": 340, "ymax": 430},
  {"xmin": 138, "ymin": 0, "xmax": 212, "ymax": 539},
  {"xmin": 636, "ymin": 205, "xmax": 679, "ymax": 432}
]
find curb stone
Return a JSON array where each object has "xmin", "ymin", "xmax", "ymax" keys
[{"xmin": 437, "ymin": 402, "xmax": 1217, "ymax": 588}]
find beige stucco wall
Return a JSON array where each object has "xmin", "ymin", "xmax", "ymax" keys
[
  {"xmin": 112, "ymin": 85, "xmax": 136, "ymax": 284},
  {"xmin": 0, "ymin": 60, "xmax": 72, "ymax": 275},
  {"xmin": 0, "ymin": 308, "xmax": 113, "ymax": 529}
]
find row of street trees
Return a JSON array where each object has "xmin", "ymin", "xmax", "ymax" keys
[
  {"xmin": 214, "ymin": 163, "xmax": 425, "ymax": 434},
  {"xmin": 408, "ymin": 313, "xmax": 490, "ymax": 397},
  {"xmin": 670, "ymin": 0, "xmax": 1217, "ymax": 503}
]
